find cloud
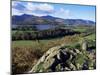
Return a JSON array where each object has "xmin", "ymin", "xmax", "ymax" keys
[
  {"xmin": 36, "ymin": 3, "xmax": 54, "ymax": 13},
  {"xmin": 12, "ymin": 1, "xmax": 55, "ymax": 16},
  {"xmin": 12, "ymin": 8, "xmax": 23, "ymax": 16},
  {"xmin": 60, "ymin": 8, "xmax": 70, "ymax": 15},
  {"xmin": 24, "ymin": 3, "xmax": 54, "ymax": 14},
  {"xmin": 12, "ymin": 1, "xmax": 17, "ymax": 7},
  {"xmin": 21, "ymin": 10, "xmax": 48, "ymax": 16},
  {"xmin": 12, "ymin": 1, "xmax": 25, "ymax": 15},
  {"xmin": 12, "ymin": 1, "xmax": 70, "ymax": 19},
  {"xmin": 53, "ymin": 8, "xmax": 70, "ymax": 19},
  {"xmin": 12, "ymin": 1, "xmax": 22, "ymax": 8}
]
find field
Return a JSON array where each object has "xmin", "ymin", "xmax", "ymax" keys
[
  {"xmin": 85, "ymin": 33, "xmax": 96, "ymax": 40},
  {"xmin": 12, "ymin": 25, "xmax": 96, "ymax": 74}
]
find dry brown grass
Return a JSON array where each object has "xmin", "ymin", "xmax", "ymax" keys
[{"xmin": 12, "ymin": 34, "xmax": 80, "ymax": 74}]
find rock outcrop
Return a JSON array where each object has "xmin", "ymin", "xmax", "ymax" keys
[{"xmin": 29, "ymin": 43, "xmax": 96, "ymax": 73}]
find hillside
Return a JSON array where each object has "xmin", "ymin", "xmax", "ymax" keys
[{"xmin": 12, "ymin": 14, "xmax": 95, "ymax": 26}]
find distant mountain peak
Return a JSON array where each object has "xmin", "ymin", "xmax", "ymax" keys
[
  {"xmin": 42, "ymin": 15, "xmax": 55, "ymax": 19},
  {"xmin": 21, "ymin": 14, "xmax": 33, "ymax": 17},
  {"xmin": 12, "ymin": 14, "xmax": 95, "ymax": 25}
]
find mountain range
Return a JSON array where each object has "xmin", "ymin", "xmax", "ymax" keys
[{"xmin": 12, "ymin": 14, "xmax": 95, "ymax": 26}]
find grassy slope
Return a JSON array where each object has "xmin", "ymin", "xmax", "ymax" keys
[
  {"xmin": 12, "ymin": 26, "xmax": 96, "ymax": 73},
  {"xmin": 85, "ymin": 33, "xmax": 96, "ymax": 40}
]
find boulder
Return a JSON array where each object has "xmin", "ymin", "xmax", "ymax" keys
[
  {"xmin": 82, "ymin": 40, "xmax": 88, "ymax": 51},
  {"xmin": 29, "ymin": 46, "xmax": 71, "ymax": 73},
  {"xmin": 29, "ymin": 43, "xmax": 95, "ymax": 73}
]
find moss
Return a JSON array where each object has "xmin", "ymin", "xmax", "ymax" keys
[
  {"xmin": 75, "ymin": 54, "xmax": 85, "ymax": 65},
  {"xmin": 35, "ymin": 62, "xmax": 44, "ymax": 72}
]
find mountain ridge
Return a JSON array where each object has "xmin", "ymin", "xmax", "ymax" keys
[{"xmin": 12, "ymin": 14, "xmax": 95, "ymax": 26}]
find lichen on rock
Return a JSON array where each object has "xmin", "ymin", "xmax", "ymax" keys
[{"xmin": 29, "ymin": 42, "xmax": 96, "ymax": 73}]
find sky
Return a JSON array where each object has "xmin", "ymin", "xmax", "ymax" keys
[{"xmin": 12, "ymin": 1, "xmax": 96, "ymax": 22}]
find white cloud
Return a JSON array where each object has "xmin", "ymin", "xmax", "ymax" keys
[
  {"xmin": 12, "ymin": 8, "xmax": 23, "ymax": 16},
  {"xmin": 25, "ymin": 2, "xmax": 35, "ymax": 11},
  {"xmin": 24, "ymin": 3, "xmax": 54, "ymax": 14},
  {"xmin": 12, "ymin": 1, "xmax": 17, "ymax": 7},
  {"xmin": 12, "ymin": 1, "xmax": 22, "ymax": 8},
  {"xmin": 60, "ymin": 8, "xmax": 70, "ymax": 14},
  {"xmin": 22, "ymin": 10, "xmax": 47, "ymax": 16},
  {"xmin": 53, "ymin": 8, "xmax": 70, "ymax": 19},
  {"xmin": 12, "ymin": 2, "xmax": 70, "ymax": 19},
  {"xmin": 12, "ymin": 1, "xmax": 25, "ymax": 16},
  {"xmin": 37, "ymin": 3, "xmax": 54, "ymax": 13},
  {"xmin": 14, "ymin": 2, "xmax": 55, "ymax": 16}
]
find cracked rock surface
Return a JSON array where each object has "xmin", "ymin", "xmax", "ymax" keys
[{"xmin": 29, "ymin": 43, "xmax": 96, "ymax": 73}]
